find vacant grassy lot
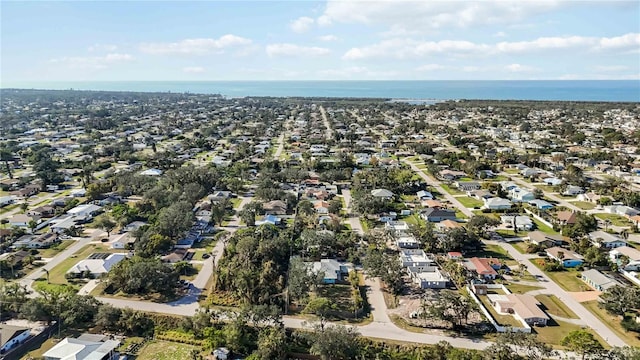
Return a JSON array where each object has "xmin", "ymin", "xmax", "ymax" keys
[
  {"xmin": 468, "ymin": 244, "xmax": 513, "ymax": 260},
  {"xmin": 534, "ymin": 319, "xmax": 608, "ymax": 349},
  {"xmin": 531, "ymin": 259, "xmax": 588, "ymax": 292},
  {"xmin": 137, "ymin": 341, "xmax": 201, "ymax": 360},
  {"xmin": 571, "ymin": 201, "xmax": 597, "ymax": 210},
  {"xmin": 456, "ymin": 196, "xmax": 484, "ymax": 208},
  {"xmin": 37, "ymin": 240, "xmax": 74, "ymax": 258},
  {"xmin": 505, "ymin": 283, "xmax": 542, "ymax": 294},
  {"xmin": 316, "ymin": 284, "xmax": 355, "ymax": 315},
  {"xmin": 582, "ymin": 300, "xmax": 640, "ymax": 348},
  {"xmin": 595, "ymin": 213, "xmax": 633, "ymax": 227},
  {"xmin": 440, "ymin": 184, "xmax": 464, "ymax": 195},
  {"xmin": 535, "ymin": 294, "xmax": 578, "ymax": 319},
  {"xmin": 511, "ymin": 241, "xmax": 529, "ymax": 254}
]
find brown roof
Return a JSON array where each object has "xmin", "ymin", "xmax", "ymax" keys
[
  {"xmin": 469, "ymin": 257, "xmax": 498, "ymax": 276},
  {"xmin": 556, "ymin": 211, "xmax": 577, "ymax": 224},
  {"xmin": 504, "ymin": 294, "xmax": 549, "ymax": 321},
  {"xmin": 440, "ymin": 220, "xmax": 462, "ymax": 229}
]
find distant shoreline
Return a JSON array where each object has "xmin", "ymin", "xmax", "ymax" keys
[{"xmin": 2, "ymin": 80, "xmax": 639, "ymax": 102}]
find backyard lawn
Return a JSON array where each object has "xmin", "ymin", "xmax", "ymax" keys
[
  {"xmin": 582, "ymin": 300, "xmax": 640, "ymax": 348},
  {"xmin": 570, "ymin": 201, "xmax": 597, "ymax": 210},
  {"xmin": 137, "ymin": 341, "xmax": 201, "ymax": 360},
  {"xmin": 456, "ymin": 196, "xmax": 484, "ymax": 208},
  {"xmin": 478, "ymin": 295, "xmax": 522, "ymax": 327},
  {"xmin": 532, "ymin": 218, "xmax": 559, "ymax": 235},
  {"xmin": 595, "ymin": 213, "xmax": 633, "ymax": 227},
  {"xmin": 535, "ymin": 294, "xmax": 578, "ymax": 319}
]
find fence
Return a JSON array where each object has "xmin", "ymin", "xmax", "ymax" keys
[
  {"xmin": 523, "ymin": 208, "xmax": 554, "ymax": 230},
  {"xmin": 466, "ymin": 285, "xmax": 532, "ymax": 334},
  {"xmin": 1, "ymin": 322, "xmax": 59, "ymax": 360}
]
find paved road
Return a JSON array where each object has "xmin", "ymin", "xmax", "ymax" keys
[
  {"xmin": 318, "ymin": 106, "xmax": 333, "ymax": 141},
  {"xmin": 403, "ymin": 159, "xmax": 475, "ymax": 218},
  {"xmin": 273, "ymin": 133, "xmax": 285, "ymax": 160},
  {"xmin": 341, "ymin": 189, "xmax": 364, "ymax": 235},
  {"xmin": 401, "ymin": 159, "xmax": 629, "ymax": 347},
  {"xmin": 0, "ymin": 191, "xmax": 68, "ymax": 221},
  {"xmin": 19, "ymin": 234, "xmax": 95, "ymax": 297},
  {"xmin": 488, "ymin": 240, "xmax": 627, "ymax": 347}
]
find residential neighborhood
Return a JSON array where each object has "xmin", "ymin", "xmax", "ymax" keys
[{"xmin": 0, "ymin": 89, "xmax": 639, "ymax": 359}]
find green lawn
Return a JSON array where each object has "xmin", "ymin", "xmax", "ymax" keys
[
  {"xmin": 535, "ymin": 294, "xmax": 578, "ymax": 319},
  {"xmin": 534, "ymin": 319, "xmax": 608, "ymax": 349},
  {"xmin": 36, "ymin": 240, "xmax": 74, "ymax": 258},
  {"xmin": 595, "ymin": 213, "xmax": 633, "ymax": 227},
  {"xmin": 582, "ymin": 300, "xmax": 640, "ymax": 348},
  {"xmin": 456, "ymin": 196, "xmax": 484, "ymax": 208},
  {"xmin": 467, "ymin": 244, "xmax": 513, "ymax": 260},
  {"xmin": 478, "ymin": 295, "xmax": 523, "ymax": 327},
  {"xmin": 39, "ymin": 244, "xmax": 116, "ymax": 285},
  {"xmin": 531, "ymin": 259, "xmax": 588, "ymax": 292},
  {"xmin": 505, "ymin": 283, "xmax": 543, "ymax": 294},
  {"xmin": 454, "ymin": 210, "xmax": 468, "ymax": 219},
  {"xmin": 440, "ymin": 184, "xmax": 464, "ymax": 195},
  {"xmin": 137, "ymin": 341, "xmax": 201, "ymax": 360},
  {"xmin": 532, "ymin": 218, "xmax": 559, "ymax": 235},
  {"xmin": 570, "ymin": 201, "xmax": 597, "ymax": 210},
  {"xmin": 511, "ymin": 241, "xmax": 529, "ymax": 254}
]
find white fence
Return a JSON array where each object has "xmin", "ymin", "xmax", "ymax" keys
[{"xmin": 466, "ymin": 284, "xmax": 532, "ymax": 333}]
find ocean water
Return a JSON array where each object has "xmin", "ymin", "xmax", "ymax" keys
[{"xmin": 3, "ymin": 80, "xmax": 639, "ymax": 102}]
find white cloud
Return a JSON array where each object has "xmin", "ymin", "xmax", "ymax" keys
[
  {"xmin": 594, "ymin": 65, "xmax": 629, "ymax": 72},
  {"xmin": 505, "ymin": 63, "xmax": 537, "ymax": 72},
  {"xmin": 266, "ymin": 43, "xmax": 331, "ymax": 57},
  {"xmin": 140, "ymin": 35, "xmax": 252, "ymax": 55},
  {"xmin": 49, "ymin": 53, "xmax": 134, "ymax": 70},
  {"xmin": 183, "ymin": 66, "xmax": 206, "ymax": 74},
  {"xmin": 318, "ymin": 35, "xmax": 338, "ymax": 42},
  {"xmin": 416, "ymin": 64, "xmax": 448, "ymax": 71},
  {"xmin": 343, "ymin": 33, "xmax": 640, "ymax": 59},
  {"xmin": 597, "ymin": 32, "xmax": 640, "ymax": 50},
  {"xmin": 88, "ymin": 43, "xmax": 118, "ymax": 52},
  {"xmin": 317, "ymin": 0, "xmax": 562, "ymax": 34},
  {"xmin": 493, "ymin": 31, "xmax": 507, "ymax": 38},
  {"xmin": 290, "ymin": 16, "xmax": 315, "ymax": 33}
]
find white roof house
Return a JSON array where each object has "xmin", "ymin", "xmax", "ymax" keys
[
  {"xmin": 67, "ymin": 204, "xmax": 102, "ymax": 218},
  {"xmin": 371, "ymin": 188, "xmax": 394, "ymax": 198},
  {"xmin": 400, "ymin": 249, "xmax": 434, "ymax": 268},
  {"xmin": 67, "ymin": 253, "xmax": 126, "ymax": 277},
  {"xmin": 589, "ymin": 231, "xmax": 627, "ymax": 249},
  {"xmin": 610, "ymin": 246, "xmax": 640, "ymax": 271},
  {"xmin": 483, "ymin": 197, "xmax": 512, "ymax": 210},
  {"xmin": 43, "ymin": 337, "xmax": 120, "ymax": 360},
  {"xmin": 140, "ymin": 168, "xmax": 163, "ymax": 176}
]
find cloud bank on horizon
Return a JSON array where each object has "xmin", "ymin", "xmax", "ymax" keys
[{"xmin": 2, "ymin": 0, "xmax": 639, "ymax": 82}]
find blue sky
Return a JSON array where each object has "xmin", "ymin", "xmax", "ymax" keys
[{"xmin": 1, "ymin": 0, "xmax": 639, "ymax": 82}]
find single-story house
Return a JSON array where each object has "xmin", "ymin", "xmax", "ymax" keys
[
  {"xmin": 140, "ymin": 168, "xmax": 162, "ymax": 176},
  {"xmin": 577, "ymin": 192, "xmax": 601, "ymax": 203},
  {"xmin": 543, "ymin": 177, "xmax": 563, "ymax": 186},
  {"xmin": 455, "ymin": 181, "xmax": 481, "ymax": 192},
  {"xmin": 468, "ymin": 190, "xmax": 493, "ymax": 200},
  {"xmin": 70, "ymin": 188, "xmax": 87, "ymax": 197},
  {"xmin": 110, "ymin": 233, "xmax": 135, "ymax": 249},
  {"xmin": 395, "ymin": 233, "xmax": 420, "ymax": 249},
  {"xmin": 609, "ymin": 246, "xmax": 640, "ymax": 271},
  {"xmin": 546, "ymin": 247, "xmax": 584, "ymax": 268},
  {"xmin": 589, "ymin": 231, "xmax": 627, "ymax": 249},
  {"xmin": 528, "ymin": 231, "xmax": 564, "ymax": 248},
  {"xmin": 43, "ymin": 337, "xmax": 120, "ymax": 360},
  {"xmin": 528, "ymin": 199, "xmax": 554, "ymax": 210},
  {"xmin": 67, "ymin": 204, "xmax": 102, "ymax": 219},
  {"xmin": 0, "ymin": 324, "xmax": 31, "ymax": 354},
  {"xmin": 0, "ymin": 196, "xmax": 16, "ymax": 207},
  {"xmin": 483, "ymin": 197, "xmax": 512, "ymax": 210},
  {"xmin": 121, "ymin": 221, "xmax": 148, "ymax": 233},
  {"xmin": 491, "ymin": 294, "xmax": 549, "ymax": 326},
  {"xmin": 500, "ymin": 215, "xmax": 534, "ymax": 231},
  {"xmin": 606, "ymin": 205, "xmax": 640, "ymax": 218},
  {"xmin": 407, "ymin": 266, "xmax": 449, "ymax": 289},
  {"xmin": 385, "ymin": 221, "xmax": 409, "ymax": 232},
  {"xmin": 563, "ymin": 185, "xmax": 585, "ymax": 196},
  {"xmin": 421, "ymin": 207, "xmax": 457, "ymax": 222},
  {"xmin": 162, "ymin": 248, "xmax": 190, "ymax": 263},
  {"xmin": 27, "ymin": 205, "xmax": 55, "ymax": 218},
  {"xmin": 67, "ymin": 253, "xmax": 127, "ymax": 277},
  {"xmin": 262, "ymin": 200, "xmax": 287, "ymax": 215},
  {"xmin": 416, "ymin": 190, "xmax": 434, "ymax": 200},
  {"xmin": 555, "ymin": 211, "xmax": 577, "ymax": 225},
  {"xmin": 581, "ymin": 269, "xmax": 622, "ymax": 291},
  {"xmin": 371, "ymin": 188, "xmax": 394, "ymax": 199},
  {"xmin": 439, "ymin": 169, "xmax": 466, "ymax": 181},
  {"xmin": 11, "ymin": 232, "xmax": 58, "ymax": 249},
  {"xmin": 8, "ymin": 214, "xmax": 39, "ymax": 228},
  {"xmin": 400, "ymin": 249, "xmax": 435, "ymax": 268},
  {"xmin": 464, "ymin": 257, "xmax": 502, "ymax": 280},
  {"xmin": 509, "ymin": 188, "xmax": 535, "ymax": 203},
  {"xmin": 308, "ymin": 259, "xmax": 349, "ymax": 284},
  {"xmin": 447, "ymin": 251, "xmax": 463, "ymax": 260}
]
